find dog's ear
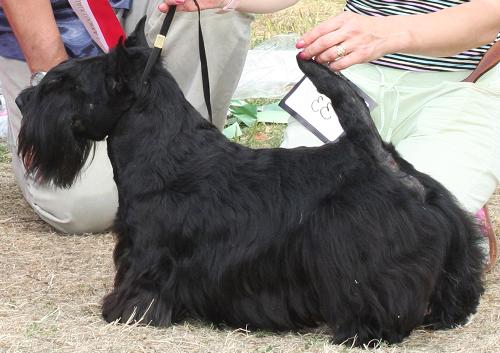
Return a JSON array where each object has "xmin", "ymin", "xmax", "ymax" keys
[
  {"xmin": 113, "ymin": 41, "xmax": 133, "ymax": 72},
  {"xmin": 106, "ymin": 42, "xmax": 134, "ymax": 95},
  {"xmin": 124, "ymin": 16, "xmax": 148, "ymax": 48}
]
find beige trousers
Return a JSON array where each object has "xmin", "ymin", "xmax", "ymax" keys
[{"xmin": 0, "ymin": 4, "xmax": 253, "ymax": 233}]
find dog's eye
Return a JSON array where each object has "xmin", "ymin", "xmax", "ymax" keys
[
  {"xmin": 72, "ymin": 119, "xmax": 86, "ymax": 133},
  {"xmin": 45, "ymin": 77, "xmax": 62, "ymax": 89}
]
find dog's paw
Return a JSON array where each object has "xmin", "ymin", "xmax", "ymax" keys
[
  {"xmin": 102, "ymin": 286, "xmax": 173, "ymax": 326},
  {"xmin": 332, "ymin": 326, "xmax": 406, "ymax": 348},
  {"xmin": 331, "ymin": 334, "xmax": 382, "ymax": 348},
  {"xmin": 422, "ymin": 314, "xmax": 468, "ymax": 331}
]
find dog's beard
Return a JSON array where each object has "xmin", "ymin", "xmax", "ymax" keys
[{"xmin": 18, "ymin": 95, "xmax": 95, "ymax": 187}]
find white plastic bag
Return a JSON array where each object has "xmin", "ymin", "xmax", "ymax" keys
[
  {"xmin": 233, "ymin": 34, "xmax": 304, "ymax": 100},
  {"xmin": 0, "ymin": 92, "xmax": 8, "ymax": 140}
]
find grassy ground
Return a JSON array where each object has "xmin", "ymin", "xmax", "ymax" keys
[
  {"xmin": 1, "ymin": 1, "xmax": 499, "ymax": 352},
  {"xmin": 250, "ymin": 0, "xmax": 342, "ymax": 48},
  {"xmin": 0, "ymin": 142, "xmax": 9, "ymax": 163}
]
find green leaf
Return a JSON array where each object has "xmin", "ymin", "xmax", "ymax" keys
[
  {"xmin": 223, "ymin": 121, "xmax": 243, "ymax": 139},
  {"xmin": 257, "ymin": 111, "xmax": 289, "ymax": 124},
  {"xmin": 256, "ymin": 102, "xmax": 289, "ymax": 124},
  {"xmin": 236, "ymin": 114, "xmax": 258, "ymax": 127},
  {"xmin": 229, "ymin": 100, "xmax": 258, "ymax": 127}
]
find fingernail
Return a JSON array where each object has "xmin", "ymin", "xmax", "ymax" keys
[
  {"xmin": 329, "ymin": 63, "xmax": 340, "ymax": 72},
  {"xmin": 158, "ymin": 3, "xmax": 167, "ymax": 11},
  {"xmin": 175, "ymin": 0, "xmax": 184, "ymax": 3},
  {"xmin": 299, "ymin": 51, "xmax": 307, "ymax": 59},
  {"xmin": 296, "ymin": 39, "xmax": 305, "ymax": 49}
]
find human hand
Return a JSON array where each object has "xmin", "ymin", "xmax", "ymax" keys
[
  {"xmin": 158, "ymin": 0, "xmax": 226, "ymax": 12},
  {"xmin": 3, "ymin": 0, "xmax": 69, "ymax": 74},
  {"xmin": 296, "ymin": 12, "xmax": 406, "ymax": 71}
]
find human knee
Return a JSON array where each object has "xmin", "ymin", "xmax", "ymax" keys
[{"xmin": 29, "ymin": 186, "xmax": 118, "ymax": 234}]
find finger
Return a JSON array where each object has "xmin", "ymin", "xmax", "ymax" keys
[
  {"xmin": 158, "ymin": 2, "xmax": 169, "ymax": 12},
  {"xmin": 300, "ymin": 30, "xmax": 347, "ymax": 61},
  {"xmin": 317, "ymin": 36, "xmax": 362, "ymax": 63},
  {"xmin": 299, "ymin": 14, "xmax": 345, "ymax": 47},
  {"xmin": 159, "ymin": 0, "xmax": 219, "ymax": 12},
  {"xmin": 328, "ymin": 51, "xmax": 363, "ymax": 71},
  {"xmin": 158, "ymin": 0, "xmax": 188, "ymax": 12},
  {"xmin": 315, "ymin": 43, "xmax": 353, "ymax": 64}
]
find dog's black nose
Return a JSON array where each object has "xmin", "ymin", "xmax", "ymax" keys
[
  {"xmin": 15, "ymin": 93, "xmax": 26, "ymax": 110},
  {"xmin": 16, "ymin": 89, "xmax": 35, "ymax": 110}
]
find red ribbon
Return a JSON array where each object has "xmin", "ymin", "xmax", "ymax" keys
[{"xmin": 68, "ymin": 0, "xmax": 125, "ymax": 53}]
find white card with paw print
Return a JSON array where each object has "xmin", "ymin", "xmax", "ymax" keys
[{"xmin": 279, "ymin": 75, "xmax": 376, "ymax": 143}]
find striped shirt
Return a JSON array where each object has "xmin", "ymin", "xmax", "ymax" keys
[{"xmin": 345, "ymin": 0, "xmax": 499, "ymax": 71}]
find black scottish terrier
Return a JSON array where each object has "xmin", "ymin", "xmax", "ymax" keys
[{"xmin": 16, "ymin": 24, "xmax": 484, "ymax": 347}]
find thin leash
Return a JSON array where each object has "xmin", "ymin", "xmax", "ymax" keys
[{"xmin": 140, "ymin": 1, "xmax": 213, "ymax": 123}]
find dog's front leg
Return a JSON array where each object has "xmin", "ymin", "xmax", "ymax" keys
[{"xmin": 101, "ymin": 245, "xmax": 179, "ymax": 327}]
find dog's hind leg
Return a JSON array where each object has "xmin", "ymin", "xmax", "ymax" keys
[
  {"xmin": 423, "ymin": 202, "xmax": 485, "ymax": 329},
  {"xmin": 321, "ymin": 276, "xmax": 423, "ymax": 347}
]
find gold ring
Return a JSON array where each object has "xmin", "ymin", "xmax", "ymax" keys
[{"xmin": 336, "ymin": 44, "xmax": 347, "ymax": 58}]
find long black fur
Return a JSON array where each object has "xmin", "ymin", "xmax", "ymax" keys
[{"xmin": 16, "ymin": 23, "xmax": 484, "ymax": 347}]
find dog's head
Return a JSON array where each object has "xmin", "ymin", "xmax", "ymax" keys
[{"xmin": 16, "ymin": 24, "xmax": 148, "ymax": 187}]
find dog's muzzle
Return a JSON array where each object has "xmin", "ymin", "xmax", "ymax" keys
[{"xmin": 15, "ymin": 90, "xmax": 30, "ymax": 110}]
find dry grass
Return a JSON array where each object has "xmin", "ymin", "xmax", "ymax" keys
[
  {"xmin": 251, "ymin": 0, "xmax": 343, "ymax": 47},
  {"xmin": 0, "ymin": 160, "xmax": 499, "ymax": 352},
  {"xmin": 1, "ymin": 1, "xmax": 499, "ymax": 352}
]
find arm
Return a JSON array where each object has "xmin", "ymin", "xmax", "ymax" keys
[
  {"xmin": 158, "ymin": 0, "xmax": 300, "ymax": 14},
  {"xmin": 298, "ymin": 0, "xmax": 500, "ymax": 70},
  {"xmin": 3, "ymin": 0, "xmax": 68, "ymax": 73}
]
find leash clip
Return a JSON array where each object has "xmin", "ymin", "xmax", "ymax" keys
[{"xmin": 154, "ymin": 34, "xmax": 166, "ymax": 49}]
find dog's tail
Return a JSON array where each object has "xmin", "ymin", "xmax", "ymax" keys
[
  {"xmin": 296, "ymin": 57, "xmax": 386, "ymax": 160},
  {"xmin": 297, "ymin": 57, "xmax": 428, "ymax": 197}
]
